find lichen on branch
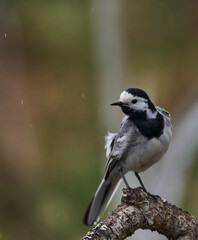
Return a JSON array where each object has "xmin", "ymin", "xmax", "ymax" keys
[{"xmin": 81, "ymin": 188, "xmax": 198, "ymax": 240}]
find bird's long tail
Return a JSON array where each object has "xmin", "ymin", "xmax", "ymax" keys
[{"xmin": 83, "ymin": 175, "xmax": 121, "ymax": 226}]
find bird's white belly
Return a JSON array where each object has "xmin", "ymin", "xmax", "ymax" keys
[{"xmin": 122, "ymin": 135, "xmax": 169, "ymax": 173}]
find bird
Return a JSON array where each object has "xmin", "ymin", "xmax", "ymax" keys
[{"xmin": 83, "ymin": 88, "xmax": 172, "ymax": 226}]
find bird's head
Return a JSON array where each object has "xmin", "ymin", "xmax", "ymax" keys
[{"xmin": 111, "ymin": 88, "xmax": 157, "ymax": 119}]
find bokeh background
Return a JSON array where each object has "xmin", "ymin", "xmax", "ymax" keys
[{"xmin": 0, "ymin": 1, "xmax": 198, "ymax": 239}]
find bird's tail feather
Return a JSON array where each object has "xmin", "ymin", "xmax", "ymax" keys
[{"xmin": 83, "ymin": 176, "xmax": 121, "ymax": 226}]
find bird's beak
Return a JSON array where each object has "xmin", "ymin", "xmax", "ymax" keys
[{"xmin": 110, "ymin": 101, "xmax": 122, "ymax": 106}]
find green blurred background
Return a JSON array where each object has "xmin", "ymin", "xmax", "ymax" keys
[{"xmin": 0, "ymin": 1, "xmax": 198, "ymax": 239}]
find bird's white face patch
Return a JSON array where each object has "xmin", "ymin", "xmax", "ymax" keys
[
  {"xmin": 119, "ymin": 90, "xmax": 157, "ymax": 119},
  {"xmin": 119, "ymin": 91, "xmax": 148, "ymax": 110},
  {"xmin": 119, "ymin": 91, "xmax": 133, "ymax": 103}
]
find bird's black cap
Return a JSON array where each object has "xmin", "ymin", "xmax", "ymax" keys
[
  {"xmin": 125, "ymin": 88, "xmax": 156, "ymax": 111},
  {"xmin": 125, "ymin": 88, "xmax": 150, "ymax": 101}
]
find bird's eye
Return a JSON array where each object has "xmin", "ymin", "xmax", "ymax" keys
[{"xmin": 132, "ymin": 99, "xmax": 137, "ymax": 104}]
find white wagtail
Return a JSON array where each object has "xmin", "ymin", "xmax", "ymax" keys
[{"xmin": 83, "ymin": 88, "xmax": 172, "ymax": 226}]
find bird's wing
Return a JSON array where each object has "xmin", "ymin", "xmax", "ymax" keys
[
  {"xmin": 156, "ymin": 106, "xmax": 173, "ymax": 131},
  {"xmin": 156, "ymin": 106, "xmax": 170, "ymax": 118},
  {"xmin": 104, "ymin": 116, "xmax": 139, "ymax": 179}
]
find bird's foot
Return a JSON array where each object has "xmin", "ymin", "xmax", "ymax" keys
[{"xmin": 147, "ymin": 192, "xmax": 160, "ymax": 202}]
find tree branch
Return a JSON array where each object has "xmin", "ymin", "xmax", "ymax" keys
[{"xmin": 81, "ymin": 187, "xmax": 198, "ymax": 240}]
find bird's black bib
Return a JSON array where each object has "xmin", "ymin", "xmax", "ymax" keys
[{"xmin": 130, "ymin": 112, "xmax": 164, "ymax": 139}]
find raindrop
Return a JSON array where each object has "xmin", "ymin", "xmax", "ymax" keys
[{"xmin": 82, "ymin": 92, "xmax": 87, "ymax": 100}]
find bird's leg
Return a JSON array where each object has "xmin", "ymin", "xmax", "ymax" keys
[
  {"xmin": 134, "ymin": 172, "xmax": 160, "ymax": 201},
  {"xmin": 134, "ymin": 172, "xmax": 147, "ymax": 193},
  {"xmin": 119, "ymin": 167, "xmax": 131, "ymax": 189}
]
